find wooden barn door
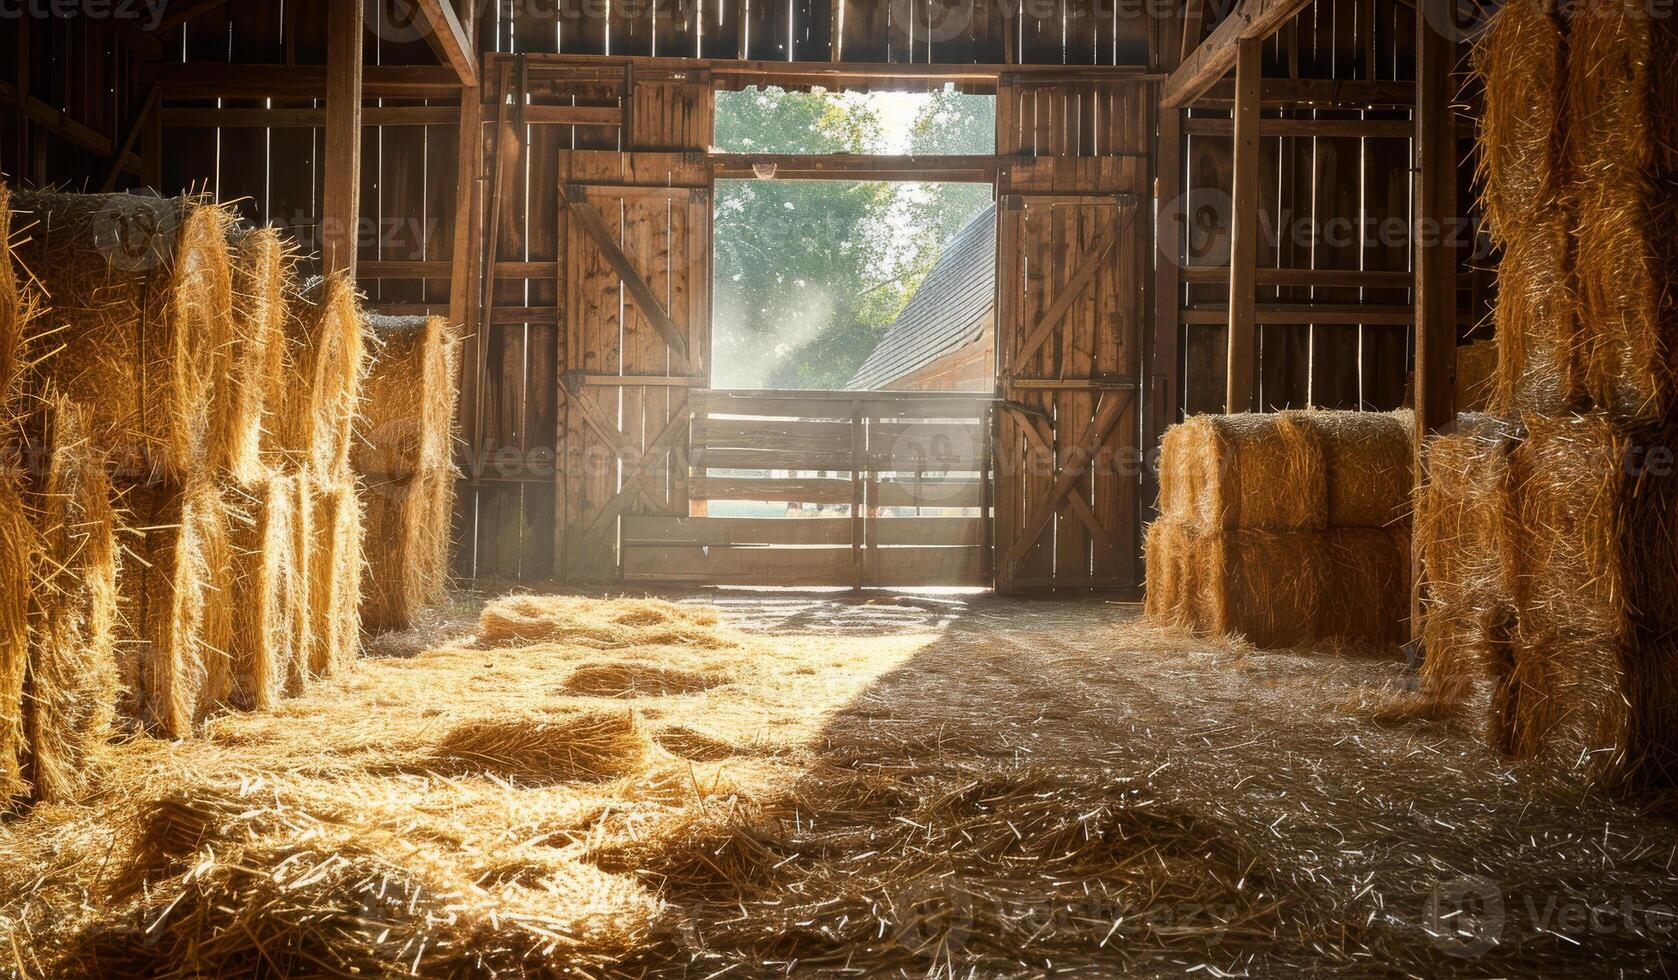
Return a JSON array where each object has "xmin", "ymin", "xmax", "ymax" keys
[
  {"xmin": 557, "ymin": 180, "xmax": 710, "ymax": 581},
  {"xmin": 994, "ymin": 187, "xmax": 1145, "ymax": 593}
]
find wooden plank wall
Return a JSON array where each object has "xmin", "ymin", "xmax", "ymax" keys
[
  {"xmin": 1175, "ymin": 0, "xmax": 1419, "ymax": 419},
  {"xmin": 1, "ymin": 12, "xmax": 145, "ymax": 189}
]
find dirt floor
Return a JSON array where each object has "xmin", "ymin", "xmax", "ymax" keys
[{"xmin": 3, "ymin": 588, "xmax": 1677, "ymax": 978}]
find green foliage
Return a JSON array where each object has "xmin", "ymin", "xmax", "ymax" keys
[{"xmin": 711, "ymin": 87, "xmax": 995, "ymax": 389}]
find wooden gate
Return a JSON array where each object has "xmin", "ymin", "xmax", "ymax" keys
[
  {"xmin": 558, "ymin": 179, "xmax": 710, "ymax": 581},
  {"xmin": 622, "ymin": 390, "xmax": 993, "ymax": 587},
  {"xmin": 994, "ymin": 186, "xmax": 1146, "ymax": 592}
]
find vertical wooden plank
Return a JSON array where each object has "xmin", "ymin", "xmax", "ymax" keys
[
  {"xmin": 1224, "ymin": 38, "xmax": 1261, "ymax": 413},
  {"xmin": 322, "ymin": 0, "xmax": 363, "ymax": 277},
  {"xmin": 1414, "ymin": 0, "xmax": 1456, "ymax": 454}
]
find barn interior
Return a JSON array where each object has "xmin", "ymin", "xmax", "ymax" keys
[{"xmin": 3, "ymin": 0, "xmax": 1678, "ymax": 975}]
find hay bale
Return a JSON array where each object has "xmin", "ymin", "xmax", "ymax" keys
[
  {"xmin": 353, "ymin": 312, "xmax": 459, "ymax": 633},
  {"xmin": 22, "ymin": 397, "xmax": 121, "ymax": 804},
  {"xmin": 1160, "ymin": 413, "xmax": 1327, "ymax": 530},
  {"xmin": 305, "ymin": 478, "xmax": 362, "ymax": 679},
  {"xmin": 1456, "ymin": 340, "xmax": 1499, "ymax": 413},
  {"xmin": 0, "ymin": 471, "xmax": 31, "ymax": 806},
  {"xmin": 1309, "ymin": 409, "xmax": 1414, "ymax": 528},
  {"xmin": 216, "ymin": 227, "xmax": 293, "ymax": 484},
  {"xmin": 1473, "ymin": 0, "xmax": 1565, "ymax": 244},
  {"xmin": 222, "ymin": 474, "xmax": 298, "ymax": 712},
  {"xmin": 1503, "ymin": 413, "xmax": 1678, "ymax": 785},
  {"xmin": 11, "ymin": 192, "xmax": 234, "ymax": 482},
  {"xmin": 1, "ymin": 183, "xmax": 36, "ymax": 413},
  {"xmin": 1144, "ymin": 517, "xmax": 1409, "ymax": 649},
  {"xmin": 353, "ymin": 314, "xmax": 457, "ymax": 481},
  {"xmin": 1414, "ymin": 416, "xmax": 1524, "ymax": 716},
  {"xmin": 1418, "ymin": 411, "xmax": 1678, "ymax": 787},
  {"xmin": 1564, "ymin": 0, "xmax": 1678, "ymax": 421},
  {"xmin": 358, "ymin": 472, "xmax": 438, "ymax": 633},
  {"xmin": 1317, "ymin": 526, "xmax": 1411, "ymax": 646},
  {"xmin": 1490, "ymin": 223, "xmax": 1583, "ymax": 415},
  {"xmin": 270, "ymin": 275, "xmax": 364, "ymax": 477},
  {"xmin": 118, "ymin": 483, "xmax": 226, "ymax": 738},
  {"xmin": 286, "ymin": 477, "xmax": 313, "ymax": 695}
]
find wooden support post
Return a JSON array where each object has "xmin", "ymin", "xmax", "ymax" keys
[
  {"xmin": 1413, "ymin": 0, "xmax": 1458, "ymax": 635},
  {"xmin": 1148, "ymin": 98, "xmax": 1184, "ymax": 520},
  {"xmin": 450, "ymin": 79, "xmax": 483, "ymax": 573},
  {"xmin": 852, "ymin": 400, "xmax": 865, "ymax": 590},
  {"xmin": 1225, "ymin": 38, "xmax": 1262, "ymax": 413},
  {"xmin": 321, "ymin": 0, "xmax": 364, "ymax": 277}
]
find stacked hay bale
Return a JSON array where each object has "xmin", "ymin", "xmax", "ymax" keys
[
  {"xmin": 352, "ymin": 313, "xmax": 459, "ymax": 633},
  {"xmin": 270, "ymin": 276, "xmax": 367, "ymax": 679},
  {"xmin": 1415, "ymin": 0, "xmax": 1678, "ymax": 789},
  {"xmin": 1145, "ymin": 410, "xmax": 1413, "ymax": 649},
  {"xmin": 12, "ymin": 191, "xmax": 236, "ymax": 738},
  {"xmin": 215, "ymin": 228, "xmax": 301, "ymax": 712},
  {"xmin": 1, "ymin": 188, "xmax": 121, "ymax": 808},
  {"xmin": 8, "ymin": 190, "xmax": 370, "ymax": 746}
]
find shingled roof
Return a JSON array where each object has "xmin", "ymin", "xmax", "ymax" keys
[{"xmin": 848, "ymin": 203, "xmax": 995, "ymax": 390}]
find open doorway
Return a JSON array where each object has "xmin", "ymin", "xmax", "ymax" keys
[{"xmin": 710, "ymin": 86, "xmax": 995, "ymax": 391}]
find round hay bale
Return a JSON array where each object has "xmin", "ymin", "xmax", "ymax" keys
[
  {"xmin": 223, "ymin": 474, "xmax": 298, "ymax": 712},
  {"xmin": 270, "ymin": 274, "xmax": 365, "ymax": 478},
  {"xmin": 11, "ymin": 191, "xmax": 234, "ymax": 483},
  {"xmin": 22, "ymin": 396, "xmax": 121, "ymax": 804},
  {"xmin": 216, "ymin": 227, "xmax": 293, "ymax": 484},
  {"xmin": 119, "ymin": 482, "xmax": 226, "ymax": 738}
]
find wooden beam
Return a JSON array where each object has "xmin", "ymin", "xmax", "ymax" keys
[
  {"xmin": 321, "ymin": 0, "xmax": 363, "ymax": 277},
  {"xmin": 1162, "ymin": 0, "xmax": 1316, "ymax": 108},
  {"xmin": 1184, "ymin": 116, "xmax": 1415, "ymax": 139},
  {"xmin": 1415, "ymin": 2, "xmax": 1458, "ymax": 465},
  {"xmin": 0, "ymin": 81, "xmax": 142, "ymax": 173},
  {"xmin": 709, "ymin": 154, "xmax": 999, "ymax": 183},
  {"xmin": 1151, "ymin": 103, "xmax": 1183, "ymax": 437},
  {"xmin": 448, "ymin": 81, "xmax": 483, "ymax": 407},
  {"xmin": 414, "ymin": 0, "xmax": 477, "ymax": 86},
  {"xmin": 1194, "ymin": 77, "xmax": 1415, "ymax": 108},
  {"xmin": 1224, "ymin": 38, "xmax": 1262, "ymax": 413},
  {"xmin": 1181, "ymin": 266, "xmax": 1415, "ymax": 288},
  {"xmin": 1184, "ymin": 304, "xmax": 1415, "ymax": 326},
  {"xmin": 144, "ymin": 64, "xmax": 459, "ymax": 99}
]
